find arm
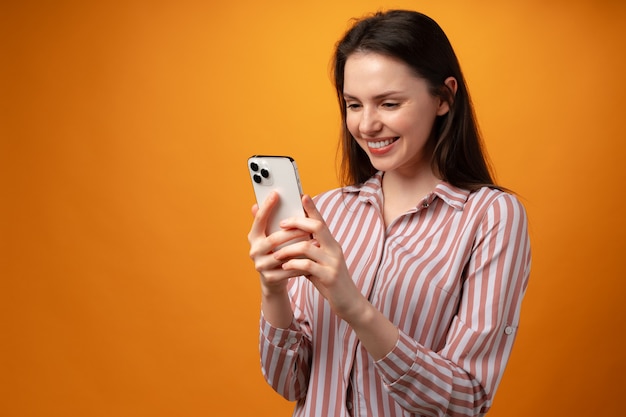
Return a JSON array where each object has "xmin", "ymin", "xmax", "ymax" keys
[{"xmin": 248, "ymin": 192, "xmax": 314, "ymax": 400}]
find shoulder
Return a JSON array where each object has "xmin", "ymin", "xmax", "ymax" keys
[
  {"xmin": 437, "ymin": 182, "xmax": 527, "ymax": 218},
  {"xmin": 468, "ymin": 187, "xmax": 526, "ymax": 212},
  {"xmin": 466, "ymin": 187, "xmax": 529, "ymax": 232}
]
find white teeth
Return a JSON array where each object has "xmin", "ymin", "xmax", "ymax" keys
[{"xmin": 368, "ymin": 138, "xmax": 397, "ymax": 149}]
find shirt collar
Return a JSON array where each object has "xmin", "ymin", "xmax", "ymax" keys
[{"xmin": 343, "ymin": 171, "xmax": 470, "ymax": 211}]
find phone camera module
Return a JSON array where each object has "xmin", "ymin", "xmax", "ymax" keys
[{"xmin": 249, "ymin": 159, "xmax": 273, "ymax": 185}]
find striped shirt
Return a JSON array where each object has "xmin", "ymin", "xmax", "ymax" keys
[{"xmin": 259, "ymin": 172, "xmax": 531, "ymax": 417}]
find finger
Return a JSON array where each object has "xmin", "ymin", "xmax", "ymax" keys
[
  {"xmin": 273, "ymin": 238, "xmax": 315, "ymax": 261},
  {"xmin": 281, "ymin": 256, "xmax": 319, "ymax": 277},
  {"xmin": 250, "ymin": 227, "xmax": 310, "ymax": 261},
  {"xmin": 268, "ymin": 267, "xmax": 310, "ymax": 280},
  {"xmin": 249, "ymin": 191, "xmax": 278, "ymax": 238},
  {"xmin": 256, "ymin": 254, "xmax": 309, "ymax": 281},
  {"xmin": 267, "ymin": 228, "xmax": 311, "ymax": 252},
  {"xmin": 301, "ymin": 195, "xmax": 324, "ymax": 221},
  {"xmin": 278, "ymin": 196, "xmax": 323, "ymax": 232},
  {"xmin": 251, "ymin": 203, "xmax": 259, "ymax": 217},
  {"xmin": 295, "ymin": 195, "xmax": 336, "ymax": 244},
  {"xmin": 251, "ymin": 252, "xmax": 284, "ymax": 271}
]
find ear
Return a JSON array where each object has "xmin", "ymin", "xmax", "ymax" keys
[{"xmin": 436, "ymin": 76, "xmax": 458, "ymax": 116}]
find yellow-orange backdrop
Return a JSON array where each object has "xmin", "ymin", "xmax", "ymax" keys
[{"xmin": 1, "ymin": 0, "xmax": 625, "ymax": 416}]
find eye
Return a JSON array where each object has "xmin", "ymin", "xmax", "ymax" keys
[
  {"xmin": 346, "ymin": 103, "xmax": 362, "ymax": 111},
  {"xmin": 381, "ymin": 102, "xmax": 400, "ymax": 109}
]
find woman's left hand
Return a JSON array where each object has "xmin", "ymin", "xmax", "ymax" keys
[{"xmin": 273, "ymin": 195, "xmax": 366, "ymax": 322}]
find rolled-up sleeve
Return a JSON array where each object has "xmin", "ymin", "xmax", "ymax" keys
[{"xmin": 259, "ymin": 276, "xmax": 314, "ymax": 402}]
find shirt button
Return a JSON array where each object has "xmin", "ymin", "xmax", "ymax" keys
[
  {"xmin": 289, "ymin": 337, "xmax": 298, "ymax": 344},
  {"xmin": 346, "ymin": 401, "xmax": 352, "ymax": 410},
  {"xmin": 421, "ymin": 201, "xmax": 429, "ymax": 208},
  {"xmin": 504, "ymin": 326, "xmax": 514, "ymax": 335}
]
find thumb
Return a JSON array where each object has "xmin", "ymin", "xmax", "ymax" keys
[{"xmin": 302, "ymin": 195, "xmax": 323, "ymax": 221}]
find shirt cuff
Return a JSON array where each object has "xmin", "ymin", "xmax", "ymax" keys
[
  {"xmin": 374, "ymin": 330, "xmax": 422, "ymax": 384},
  {"xmin": 260, "ymin": 313, "xmax": 302, "ymax": 350}
]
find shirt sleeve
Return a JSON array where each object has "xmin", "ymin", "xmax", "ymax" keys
[
  {"xmin": 374, "ymin": 193, "xmax": 532, "ymax": 417},
  {"xmin": 259, "ymin": 277, "xmax": 313, "ymax": 402}
]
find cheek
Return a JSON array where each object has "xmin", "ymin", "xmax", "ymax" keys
[{"xmin": 400, "ymin": 110, "xmax": 436, "ymax": 136}]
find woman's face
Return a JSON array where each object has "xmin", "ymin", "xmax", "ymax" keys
[{"xmin": 343, "ymin": 52, "xmax": 450, "ymax": 178}]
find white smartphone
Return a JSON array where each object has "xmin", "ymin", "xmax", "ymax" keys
[{"xmin": 247, "ymin": 155, "xmax": 307, "ymax": 245}]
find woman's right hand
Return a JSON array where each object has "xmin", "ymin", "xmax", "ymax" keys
[
  {"xmin": 248, "ymin": 191, "xmax": 310, "ymax": 328},
  {"xmin": 248, "ymin": 191, "xmax": 310, "ymax": 296}
]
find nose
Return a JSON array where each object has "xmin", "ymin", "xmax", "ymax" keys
[{"xmin": 359, "ymin": 107, "xmax": 382, "ymax": 137}]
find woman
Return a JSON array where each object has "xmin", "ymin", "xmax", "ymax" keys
[{"xmin": 248, "ymin": 9, "xmax": 531, "ymax": 417}]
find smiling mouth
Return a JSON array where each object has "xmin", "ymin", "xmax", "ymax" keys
[{"xmin": 368, "ymin": 137, "xmax": 399, "ymax": 149}]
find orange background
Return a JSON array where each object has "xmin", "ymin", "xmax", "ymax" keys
[{"xmin": 1, "ymin": 0, "xmax": 625, "ymax": 416}]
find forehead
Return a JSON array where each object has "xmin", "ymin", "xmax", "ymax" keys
[{"xmin": 343, "ymin": 52, "xmax": 422, "ymax": 95}]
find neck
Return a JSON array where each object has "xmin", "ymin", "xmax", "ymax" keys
[
  {"xmin": 381, "ymin": 167, "xmax": 440, "ymax": 226},
  {"xmin": 383, "ymin": 170, "xmax": 439, "ymax": 200}
]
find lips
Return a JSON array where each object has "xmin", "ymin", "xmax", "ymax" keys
[{"xmin": 367, "ymin": 137, "xmax": 399, "ymax": 149}]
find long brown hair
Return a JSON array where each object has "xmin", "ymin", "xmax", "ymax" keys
[{"xmin": 333, "ymin": 10, "xmax": 498, "ymax": 191}]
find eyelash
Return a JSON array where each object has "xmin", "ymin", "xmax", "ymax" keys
[{"xmin": 346, "ymin": 102, "xmax": 399, "ymax": 110}]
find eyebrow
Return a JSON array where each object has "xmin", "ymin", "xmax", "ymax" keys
[{"xmin": 343, "ymin": 90, "xmax": 404, "ymax": 100}]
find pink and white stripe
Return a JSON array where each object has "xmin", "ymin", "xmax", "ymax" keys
[{"xmin": 259, "ymin": 172, "xmax": 531, "ymax": 417}]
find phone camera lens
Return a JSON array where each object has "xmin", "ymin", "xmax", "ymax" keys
[
  {"xmin": 261, "ymin": 168, "xmax": 270, "ymax": 178},
  {"xmin": 250, "ymin": 162, "xmax": 259, "ymax": 172},
  {"xmin": 253, "ymin": 174, "xmax": 262, "ymax": 184}
]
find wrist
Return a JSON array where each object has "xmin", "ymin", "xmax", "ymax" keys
[
  {"xmin": 346, "ymin": 298, "xmax": 376, "ymax": 329},
  {"xmin": 260, "ymin": 281, "xmax": 293, "ymax": 329},
  {"xmin": 344, "ymin": 299, "xmax": 399, "ymax": 361},
  {"xmin": 259, "ymin": 272, "xmax": 289, "ymax": 296},
  {"xmin": 261, "ymin": 282, "xmax": 289, "ymax": 299}
]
